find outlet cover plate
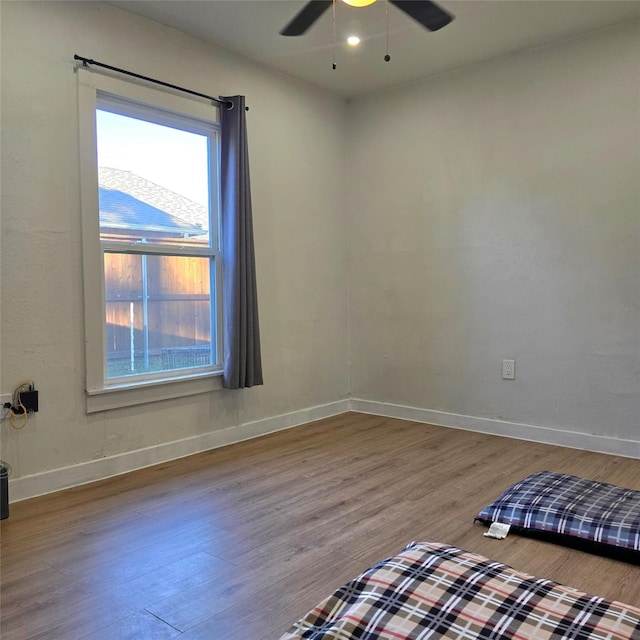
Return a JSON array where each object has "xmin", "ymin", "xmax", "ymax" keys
[{"xmin": 502, "ymin": 359, "xmax": 516, "ymax": 380}]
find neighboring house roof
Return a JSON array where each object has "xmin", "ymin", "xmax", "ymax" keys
[
  {"xmin": 98, "ymin": 167, "xmax": 208, "ymax": 239},
  {"xmin": 99, "ymin": 187, "xmax": 207, "ymax": 238}
]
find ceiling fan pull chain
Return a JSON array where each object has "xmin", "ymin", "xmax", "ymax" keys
[
  {"xmin": 332, "ymin": 0, "xmax": 337, "ymax": 69},
  {"xmin": 384, "ymin": 0, "xmax": 391, "ymax": 62}
]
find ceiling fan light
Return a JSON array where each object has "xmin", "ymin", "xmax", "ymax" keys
[{"xmin": 342, "ymin": 0, "xmax": 376, "ymax": 7}]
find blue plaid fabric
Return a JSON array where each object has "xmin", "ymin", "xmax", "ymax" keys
[{"xmin": 475, "ymin": 471, "xmax": 640, "ymax": 552}]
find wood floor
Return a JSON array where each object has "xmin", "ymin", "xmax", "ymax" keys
[{"xmin": 2, "ymin": 412, "xmax": 639, "ymax": 639}]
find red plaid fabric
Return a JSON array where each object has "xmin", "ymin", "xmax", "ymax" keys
[{"xmin": 280, "ymin": 542, "xmax": 640, "ymax": 639}]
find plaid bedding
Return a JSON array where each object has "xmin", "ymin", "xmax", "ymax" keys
[
  {"xmin": 475, "ymin": 471, "xmax": 640, "ymax": 553},
  {"xmin": 280, "ymin": 541, "xmax": 640, "ymax": 640}
]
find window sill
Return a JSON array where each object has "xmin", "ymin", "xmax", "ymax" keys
[{"xmin": 86, "ymin": 372, "xmax": 224, "ymax": 413}]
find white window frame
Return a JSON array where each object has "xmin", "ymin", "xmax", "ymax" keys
[{"xmin": 77, "ymin": 69, "xmax": 223, "ymax": 413}]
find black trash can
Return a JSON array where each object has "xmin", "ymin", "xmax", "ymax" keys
[{"xmin": 0, "ymin": 464, "xmax": 9, "ymax": 520}]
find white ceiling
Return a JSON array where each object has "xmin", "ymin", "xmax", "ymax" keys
[{"xmin": 110, "ymin": 0, "xmax": 640, "ymax": 99}]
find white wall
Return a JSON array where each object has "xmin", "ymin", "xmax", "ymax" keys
[
  {"xmin": 2, "ymin": 3, "xmax": 638, "ymax": 500},
  {"xmin": 348, "ymin": 22, "xmax": 640, "ymax": 443},
  {"xmin": 0, "ymin": 1, "xmax": 349, "ymax": 496}
]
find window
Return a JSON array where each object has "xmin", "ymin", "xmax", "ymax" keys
[{"xmin": 78, "ymin": 71, "xmax": 223, "ymax": 411}]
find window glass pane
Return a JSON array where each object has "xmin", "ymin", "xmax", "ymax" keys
[
  {"xmin": 105, "ymin": 253, "xmax": 214, "ymax": 378},
  {"xmin": 96, "ymin": 109, "xmax": 211, "ymax": 248}
]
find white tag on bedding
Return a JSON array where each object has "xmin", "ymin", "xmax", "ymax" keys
[{"xmin": 484, "ymin": 522, "xmax": 511, "ymax": 539}]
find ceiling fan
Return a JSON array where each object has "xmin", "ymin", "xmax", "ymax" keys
[{"xmin": 280, "ymin": 0, "xmax": 454, "ymax": 37}]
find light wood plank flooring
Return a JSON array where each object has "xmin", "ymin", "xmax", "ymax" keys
[{"xmin": 2, "ymin": 412, "xmax": 639, "ymax": 639}]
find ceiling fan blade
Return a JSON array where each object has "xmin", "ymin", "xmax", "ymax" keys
[
  {"xmin": 280, "ymin": 1, "xmax": 333, "ymax": 36},
  {"xmin": 390, "ymin": 0, "xmax": 453, "ymax": 32}
]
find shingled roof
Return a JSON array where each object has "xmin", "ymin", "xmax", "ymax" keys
[{"xmin": 98, "ymin": 167, "xmax": 208, "ymax": 239}]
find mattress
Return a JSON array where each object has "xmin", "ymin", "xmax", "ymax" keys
[
  {"xmin": 475, "ymin": 470, "xmax": 640, "ymax": 561},
  {"xmin": 280, "ymin": 541, "xmax": 640, "ymax": 639}
]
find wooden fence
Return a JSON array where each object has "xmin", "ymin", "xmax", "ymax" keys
[{"xmin": 104, "ymin": 253, "xmax": 213, "ymax": 372}]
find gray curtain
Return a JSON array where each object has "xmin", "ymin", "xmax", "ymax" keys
[{"xmin": 220, "ymin": 96, "xmax": 263, "ymax": 388}]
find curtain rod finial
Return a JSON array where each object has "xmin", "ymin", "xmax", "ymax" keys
[{"xmin": 223, "ymin": 100, "xmax": 249, "ymax": 111}]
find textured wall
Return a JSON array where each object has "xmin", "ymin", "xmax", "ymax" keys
[
  {"xmin": 0, "ymin": 1, "xmax": 349, "ymax": 480},
  {"xmin": 2, "ymin": 2, "xmax": 638, "ymax": 490},
  {"xmin": 348, "ymin": 22, "xmax": 640, "ymax": 440}
]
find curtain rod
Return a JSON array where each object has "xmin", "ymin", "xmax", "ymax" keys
[{"xmin": 74, "ymin": 54, "xmax": 234, "ymax": 109}]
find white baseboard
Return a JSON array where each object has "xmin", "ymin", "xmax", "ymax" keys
[
  {"xmin": 9, "ymin": 398, "xmax": 351, "ymax": 503},
  {"xmin": 9, "ymin": 396, "xmax": 638, "ymax": 503},
  {"xmin": 350, "ymin": 398, "xmax": 640, "ymax": 459}
]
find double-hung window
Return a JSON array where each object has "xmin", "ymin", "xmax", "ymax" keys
[{"xmin": 78, "ymin": 71, "xmax": 223, "ymax": 412}]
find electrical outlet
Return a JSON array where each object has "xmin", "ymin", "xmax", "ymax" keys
[
  {"xmin": 0, "ymin": 391, "xmax": 39, "ymax": 412},
  {"xmin": 502, "ymin": 359, "xmax": 516, "ymax": 380}
]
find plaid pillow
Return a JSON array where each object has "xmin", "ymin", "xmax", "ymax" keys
[
  {"xmin": 475, "ymin": 471, "xmax": 640, "ymax": 554},
  {"xmin": 280, "ymin": 541, "xmax": 640, "ymax": 639}
]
